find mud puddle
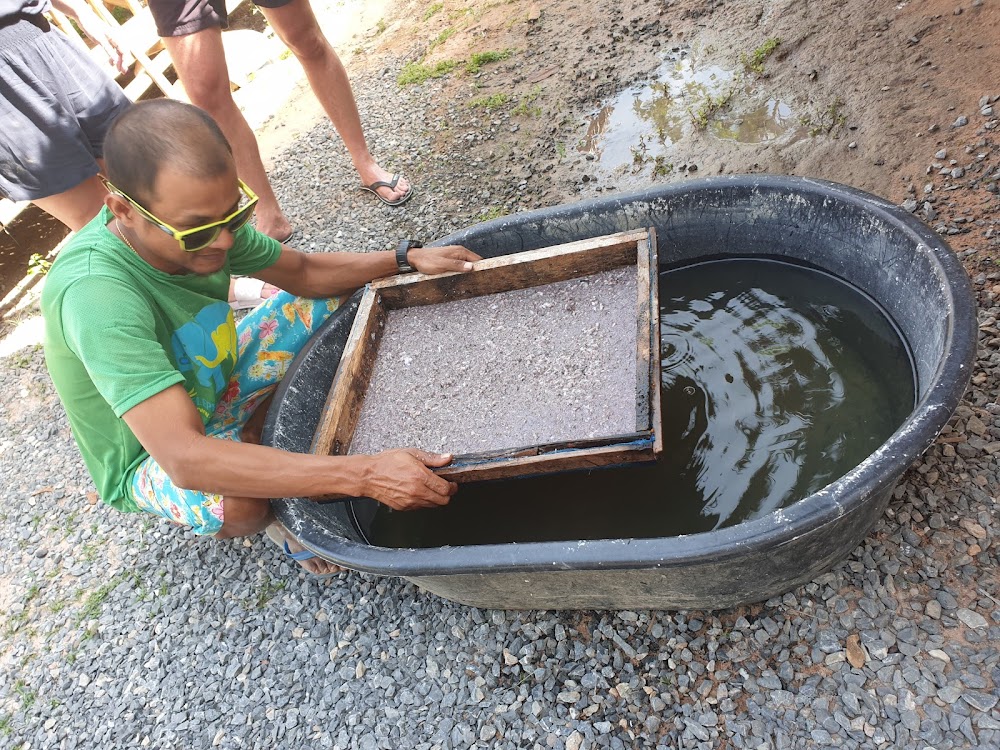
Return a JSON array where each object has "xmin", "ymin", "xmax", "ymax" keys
[{"xmin": 579, "ymin": 48, "xmax": 805, "ymax": 177}]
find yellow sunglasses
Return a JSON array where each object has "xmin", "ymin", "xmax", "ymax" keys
[{"xmin": 104, "ymin": 178, "xmax": 259, "ymax": 252}]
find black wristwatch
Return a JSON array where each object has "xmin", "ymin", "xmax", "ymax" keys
[{"xmin": 396, "ymin": 239, "xmax": 422, "ymax": 273}]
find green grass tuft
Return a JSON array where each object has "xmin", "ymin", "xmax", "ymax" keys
[
  {"xmin": 27, "ymin": 253, "xmax": 51, "ymax": 276},
  {"xmin": 478, "ymin": 206, "xmax": 506, "ymax": 222},
  {"xmin": 13, "ymin": 681, "xmax": 35, "ymax": 710},
  {"xmin": 428, "ymin": 27, "xmax": 456, "ymax": 51},
  {"xmin": 470, "ymin": 93, "xmax": 511, "ymax": 110},
  {"xmin": 689, "ymin": 88, "xmax": 737, "ymax": 128},
  {"xmin": 741, "ymin": 37, "xmax": 781, "ymax": 75},
  {"xmin": 398, "ymin": 59, "xmax": 459, "ymax": 85},
  {"xmin": 466, "ymin": 49, "xmax": 513, "ymax": 74},
  {"xmin": 512, "ymin": 85, "xmax": 542, "ymax": 117}
]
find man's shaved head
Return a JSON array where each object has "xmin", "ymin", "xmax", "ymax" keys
[{"xmin": 104, "ymin": 100, "xmax": 234, "ymax": 205}]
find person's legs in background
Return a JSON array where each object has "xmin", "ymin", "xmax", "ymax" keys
[
  {"xmin": 31, "ymin": 174, "xmax": 110, "ymax": 230},
  {"xmin": 259, "ymin": 0, "xmax": 411, "ymax": 205},
  {"xmin": 0, "ymin": 22, "xmax": 130, "ymax": 230},
  {"xmin": 161, "ymin": 27, "xmax": 294, "ymax": 241},
  {"xmin": 150, "ymin": 0, "xmax": 411, "ymax": 220}
]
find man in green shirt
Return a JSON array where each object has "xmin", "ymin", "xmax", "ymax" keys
[{"xmin": 42, "ymin": 100, "xmax": 480, "ymax": 575}]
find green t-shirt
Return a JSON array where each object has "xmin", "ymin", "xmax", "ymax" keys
[{"xmin": 41, "ymin": 207, "xmax": 282, "ymax": 512}]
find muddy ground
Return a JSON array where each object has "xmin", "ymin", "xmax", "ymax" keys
[{"xmin": 363, "ymin": 0, "xmax": 998, "ymax": 263}]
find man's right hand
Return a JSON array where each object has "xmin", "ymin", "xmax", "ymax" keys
[{"xmin": 361, "ymin": 449, "xmax": 458, "ymax": 510}]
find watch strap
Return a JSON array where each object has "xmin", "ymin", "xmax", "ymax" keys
[{"xmin": 396, "ymin": 239, "xmax": 422, "ymax": 273}]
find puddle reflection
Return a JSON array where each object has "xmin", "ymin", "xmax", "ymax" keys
[{"xmin": 580, "ymin": 51, "xmax": 805, "ymax": 174}]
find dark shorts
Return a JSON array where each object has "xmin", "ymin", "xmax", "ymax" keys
[
  {"xmin": 0, "ymin": 18, "xmax": 131, "ymax": 202},
  {"xmin": 148, "ymin": 0, "xmax": 296, "ymax": 37}
]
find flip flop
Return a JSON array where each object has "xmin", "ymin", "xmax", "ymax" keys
[
  {"xmin": 360, "ymin": 174, "xmax": 414, "ymax": 207},
  {"xmin": 282, "ymin": 540, "xmax": 316, "ymax": 560},
  {"xmin": 252, "ymin": 227, "xmax": 295, "ymax": 243},
  {"xmin": 281, "ymin": 542, "xmax": 343, "ymax": 578},
  {"xmin": 265, "ymin": 525, "xmax": 342, "ymax": 577}
]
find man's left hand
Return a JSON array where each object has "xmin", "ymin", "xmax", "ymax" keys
[{"xmin": 408, "ymin": 245, "xmax": 482, "ymax": 275}]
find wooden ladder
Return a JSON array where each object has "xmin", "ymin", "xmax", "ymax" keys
[{"xmin": 48, "ymin": 0, "xmax": 181, "ymax": 101}]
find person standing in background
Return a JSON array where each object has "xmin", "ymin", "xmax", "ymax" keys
[
  {"xmin": 0, "ymin": 0, "xmax": 131, "ymax": 230},
  {"xmin": 148, "ymin": 0, "xmax": 414, "ymax": 243},
  {"xmin": 0, "ymin": 6, "xmax": 269, "ymax": 310}
]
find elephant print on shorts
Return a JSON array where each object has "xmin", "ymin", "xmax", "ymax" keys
[{"xmin": 171, "ymin": 302, "xmax": 238, "ymax": 420}]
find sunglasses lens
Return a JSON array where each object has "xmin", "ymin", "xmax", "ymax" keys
[
  {"xmin": 228, "ymin": 204, "xmax": 255, "ymax": 232},
  {"xmin": 181, "ymin": 227, "xmax": 221, "ymax": 251},
  {"xmin": 179, "ymin": 197, "xmax": 257, "ymax": 251}
]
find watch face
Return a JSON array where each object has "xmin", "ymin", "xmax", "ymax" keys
[{"xmin": 397, "ymin": 241, "xmax": 414, "ymax": 272}]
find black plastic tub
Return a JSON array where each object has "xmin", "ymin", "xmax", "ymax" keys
[{"xmin": 262, "ymin": 175, "xmax": 976, "ymax": 610}]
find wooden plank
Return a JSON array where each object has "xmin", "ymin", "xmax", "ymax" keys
[
  {"xmin": 84, "ymin": 0, "xmax": 181, "ymax": 100},
  {"xmin": 312, "ymin": 228, "xmax": 662, "ymax": 484},
  {"xmin": 0, "ymin": 198, "xmax": 28, "ymax": 229},
  {"xmin": 374, "ymin": 229, "xmax": 648, "ymax": 309},
  {"xmin": 437, "ymin": 442, "xmax": 655, "ymax": 483},
  {"xmin": 434, "ymin": 431, "xmax": 651, "ymax": 464},
  {"xmin": 635, "ymin": 230, "xmax": 652, "ymax": 432},
  {"xmin": 48, "ymin": 9, "xmax": 85, "ymax": 45},
  {"xmin": 647, "ymin": 228, "xmax": 663, "ymax": 455},
  {"xmin": 310, "ymin": 288, "xmax": 387, "ymax": 458},
  {"xmin": 121, "ymin": 48, "xmax": 174, "ymax": 102}
]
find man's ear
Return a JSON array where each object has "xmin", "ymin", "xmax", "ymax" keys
[{"xmin": 104, "ymin": 191, "xmax": 133, "ymax": 224}]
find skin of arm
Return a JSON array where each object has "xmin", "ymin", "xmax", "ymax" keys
[
  {"xmin": 253, "ymin": 244, "xmax": 481, "ymax": 299},
  {"xmin": 50, "ymin": 0, "xmax": 130, "ymax": 73},
  {"xmin": 120, "ymin": 244, "xmax": 481, "ymax": 508},
  {"xmin": 122, "ymin": 384, "xmax": 458, "ymax": 509}
]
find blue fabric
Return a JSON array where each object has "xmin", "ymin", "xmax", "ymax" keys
[{"xmin": 130, "ymin": 292, "xmax": 341, "ymax": 535}]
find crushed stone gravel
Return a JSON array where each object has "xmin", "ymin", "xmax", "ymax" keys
[{"xmin": 0, "ymin": 2, "xmax": 999, "ymax": 749}]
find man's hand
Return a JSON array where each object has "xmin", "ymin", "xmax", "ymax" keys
[
  {"xmin": 361, "ymin": 448, "xmax": 458, "ymax": 510},
  {"xmin": 93, "ymin": 26, "xmax": 130, "ymax": 75},
  {"xmin": 408, "ymin": 245, "xmax": 482, "ymax": 276},
  {"xmin": 256, "ymin": 244, "xmax": 482, "ymax": 299},
  {"xmin": 51, "ymin": 0, "xmax": 131, "ymax": 73}
]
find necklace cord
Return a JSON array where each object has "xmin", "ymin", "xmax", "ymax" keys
[{"xmin": 115, "ymin": 219, "xmax": 138, "ymax": 255}]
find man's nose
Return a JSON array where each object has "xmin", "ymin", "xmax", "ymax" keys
[{"xmin": 208, "ymin": 227, "xmax": 236, "ymax": 250}]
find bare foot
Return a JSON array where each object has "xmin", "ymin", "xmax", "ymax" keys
[
  {"xmin": 358, "ymin": 163, "xmax": 411, "ymax": 204},
  {"xmin": 239, "ymin": 393, "xmax": 274, "ymax": 446},
  {"xmin": 265, "ymin": 524, "xmax": 343, "ymax": 576},
  {"xmin": 228, "ymin": 278, "xmax": 280, "ymax": 308},
  {"xmin": 253, "ymin": 206, "xmax": 294, "ymax": 242}
]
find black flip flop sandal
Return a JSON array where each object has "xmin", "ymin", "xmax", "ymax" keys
[{"xmin": 360, "ymin": 174, "xmax": 414, "ymax": 206}]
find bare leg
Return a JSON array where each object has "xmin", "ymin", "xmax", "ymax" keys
[
  {"xmin": 162, "ymin": 29, "xmax": 293, "ymax": 240},
  {"xmin": 32, "ymin": 174, "xmax": 109, "ymax": 231},
  {"xmin": 261, "ymin": 0, "xmax": 411, "ymax": 204},
  {"xmin": 218, "ymin": 398, "xmax": 341, "ymax": 574}
]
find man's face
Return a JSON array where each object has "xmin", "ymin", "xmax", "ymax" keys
[{"xmin": 118, "ymin": 165, "xmax": 243, "ymax": 276}]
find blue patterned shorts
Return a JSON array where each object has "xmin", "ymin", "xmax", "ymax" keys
[{"xmin": 130, "ymin": 292, "xmax": 340, "ymax": 535}]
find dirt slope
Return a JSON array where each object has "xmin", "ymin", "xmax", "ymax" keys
[{"xmin": 361, "ymin": 0, "xmax": 998, "ymax": 263}]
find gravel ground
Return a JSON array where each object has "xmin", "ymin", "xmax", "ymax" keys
[{"xmin": 1, "ymin": 11, "xmax": 1000, "ymax": 750}]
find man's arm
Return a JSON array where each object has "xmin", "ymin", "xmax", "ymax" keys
[
  {"xmin": 122, "ymin": 384, "xmax": 457, "ymax": 509},
  {"xmin": 253, "ymin": 244, "xmax": 481, "ymax": 299},
  {"xmin": 51, "ymin": 0, "xmax": 130, "ymax": 73}
]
